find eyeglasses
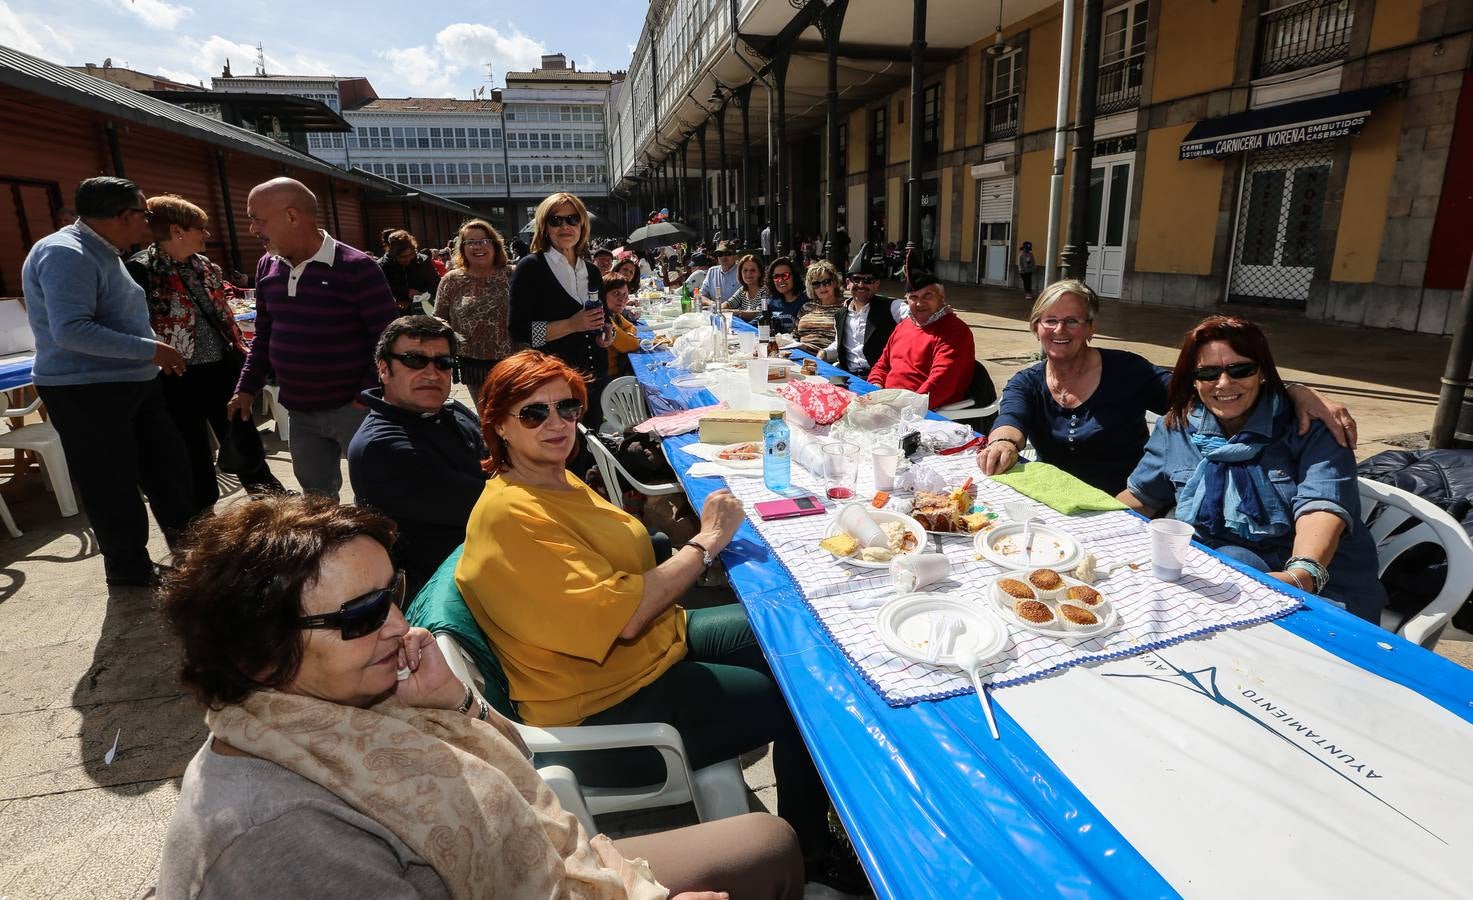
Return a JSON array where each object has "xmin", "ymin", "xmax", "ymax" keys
[
  {"xmin": 516, "ymin": 398, "xmax": 585, "ymax": 428},
  {"xmin": 848, "ymin": 276, "xmax": 878, "ymax": 285},
  {"xmin": 386, "ymin": 351, "xmax": 456, "ymax": 371},
  {"xmin": 547, "ymin": 214, "xmax": 582, "ymax": 228},
  {"xmin": 718, "ymin": 252, "xmax": 736, "ymax": 257},
  {"xmin": 1039, "ymin": 317, "xmax": 1087, "ymax": 329},
  {"xmin": 463, "ymin": 238, "xmax": 492, "ymax": 248},
  {"xmin": 297, "ymin": 571, "xmax": 405, "ymax": 640},
  {"xmin": 772, "ymin": 273, "xmax": 792, "ymax": 281},
  {"xmin": 1193, "ymin": 362, "xmax": 1260, "ymax": 382},
  {"xmin": 812, "ymin": 279, "xmax": 835, "ymax": 288},
  {"xmin": 125, "ymin": 207, "xmax": 153, "ymax": 222}
]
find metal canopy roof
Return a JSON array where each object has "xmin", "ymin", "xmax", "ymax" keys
[{"xmin": 141, "ymin": 89, "xmax": 353, "ymax": 132}]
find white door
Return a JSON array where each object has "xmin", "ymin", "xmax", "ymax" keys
[
  {"xmin": 1229, "ymin": 146, "xmax": 1333, "ymax": 303},
  {"xmin": 976, "ymin": 176, "xmax": 1014, "ymax": 284},
  {"xmin": 1084, "ymin": 156, "xmax": 1133, "ymax": 298}
]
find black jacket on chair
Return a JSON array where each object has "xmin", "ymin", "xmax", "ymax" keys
[
  {"xmin": 508, "ymin": 251, "xmax": 606, "ymax": 379},
  {"xmin": 832, "ymin": 297, "xmax": 901, "ymax": 375}
]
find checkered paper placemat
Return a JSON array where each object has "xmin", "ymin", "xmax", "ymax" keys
[{"xmin": 723, "ymin": 453, "xmax": 1302, "ymax": 707}]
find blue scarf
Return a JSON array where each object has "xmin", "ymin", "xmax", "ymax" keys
[{"xmin": 1175, "ymin": 395, "xmax": 1293, "ymax": 542}]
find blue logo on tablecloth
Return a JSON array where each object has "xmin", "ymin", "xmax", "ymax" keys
[{"xmin": 1103, "ymin": 653, "xmax": 1444, "ymax": 845}]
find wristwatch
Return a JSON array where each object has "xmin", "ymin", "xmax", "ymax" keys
[{"xmin": 686, "ymin": 539, "xmax": 715, "ymax": 570}]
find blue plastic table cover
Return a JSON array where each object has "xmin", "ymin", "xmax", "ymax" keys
[
  {"xmin": 629, "ymin": 322, "xmax": 1473, "ymax": 899},
  {"xmin": 0, "ymin": 355, "xmax": 34, "ymax": 392}
]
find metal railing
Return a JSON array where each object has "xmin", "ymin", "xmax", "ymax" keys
[
  {"xmin": 1255, "ymin": 0, "xmax": 1354, "ymax": 78},
  {"xmin": 984, "ymin": 94, "xmax": 1019, "ymax": 142},
  {"xmin": 1096, "ymin": 56, "xmax": 1144, "ymax": 115}
]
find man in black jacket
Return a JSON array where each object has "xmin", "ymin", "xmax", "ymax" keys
[
  {"xmin": 348, "ymin": 316, "xmax": 486, "ymax": 594},
  {"xmin": 823, "ymin": 244, "xmax": 907, "ymax": 378}
]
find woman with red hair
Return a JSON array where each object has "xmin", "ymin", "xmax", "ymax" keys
[
  {"xmin": 454, "ymin": 350, "xmax": 864, "ymax": 890},
  {"xmin": 1119, "ymin": 316, "xmax": 1387, "ymax": 622}
]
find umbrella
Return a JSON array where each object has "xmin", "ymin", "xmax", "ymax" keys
[
  {"xmin": 626, "ymin": 221, "xmax": 697, "ymax": 251},
  {"xmin": 518, "ymin": 210, "xmax": 623, "ymax": 240}
]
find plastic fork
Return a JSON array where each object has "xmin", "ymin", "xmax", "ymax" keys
[
  {"xmin": 953, "ymin": 645, "xmax": 1000, "ymax": 740},
  {"xmin": 927, "ymin": 613, "xmax": 964, "ymax": 664}
]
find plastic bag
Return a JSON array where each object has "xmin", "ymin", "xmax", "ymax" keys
[
  {"xmin": 774, "ymin": 380, "xmax": 852, "ymax": 427},
  {"xmin": 842, "ymin": 389, "xmax": 929, "ymax": 432}
]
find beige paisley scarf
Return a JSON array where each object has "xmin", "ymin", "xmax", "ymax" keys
[{"xmin": 207, "ymin": 691, "xmax": 666, "ymax": 900}]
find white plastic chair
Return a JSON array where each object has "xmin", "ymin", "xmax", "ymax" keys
[
  {"xmin": 0, "ymin": 390, "xmax": 79, "ymax": 523},
  {"xmin": 434, "ymin": 633, "xmax": 751, "ymax": 837},
  {"xmin": 1358, "ymin": 477, "xmax": 1473, "ymax": 649},
  {"xmin": 600, "ymin": 375, "xmax": 650, "ymax": 435},
  {"xmin": 259, "ymin": 384, "xmax": 290, "ymax": 441},
  {"xmin": 580, "ymin": 425, "xmax": 681, "ymax": 511}
]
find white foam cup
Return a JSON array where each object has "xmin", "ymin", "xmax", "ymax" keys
[
  {"xmin": 890, "ymin": 553, "xmax": 951, "ymax": 593},
  {"xmin": 1149, "ymin": 519, "xmax": 1195, "ymax": 581}
]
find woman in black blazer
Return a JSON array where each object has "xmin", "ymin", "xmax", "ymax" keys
[
  {"xmin": 827, "ymin": 253, "xmax": 904, "ymax": 378},
  {"xmin": 508, "ymin": 192, "xmax": 608, "ymax": 383}
]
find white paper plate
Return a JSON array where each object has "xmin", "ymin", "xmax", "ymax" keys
[
  {"xmin": 713, "ymin": 441, "xmax": 763, "ymax": 469},
  {"xmin": 985, "ymin": 573, "xmax": 1118, "ymax": 640},
  {"xmin": 974, "ymin": 521, "xmax": 1084, "ymax": 571},
  {"xmin": 822, "ymin": 507, "xmax": 928, "ymax": 569},
  {"xmin": 877, "ymin": 593, "xmax": 1009, "ymax": 667}
]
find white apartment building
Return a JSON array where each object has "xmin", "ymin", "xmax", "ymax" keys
[{"xmin": 212, "ymin": 54, "xmax": 616, "ymax": 235}]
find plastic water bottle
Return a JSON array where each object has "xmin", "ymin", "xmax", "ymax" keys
[{"xmin": 763, "ymin": 410, "xmax": 791, "ymax": 492}]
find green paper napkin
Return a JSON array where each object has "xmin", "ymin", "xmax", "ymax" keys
[{"xmin": 990, "ymin": 461, "xmax": 1128, "ymax": 515}]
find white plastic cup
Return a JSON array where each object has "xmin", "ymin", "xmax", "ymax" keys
[
  {"xmin": 872, "ymin": 446, "xmax": 900, "ymax": 492},
  {"xmin": 890, "ymin": 553, "xmax": 951, "ymax": 593},
  {"xmin": 1149, "ymin": 519, "xmax": 1195, "ymax": 581},
  {"xmin": 736, "ymin": 331, "xmax": 756, "ymax": 357}
]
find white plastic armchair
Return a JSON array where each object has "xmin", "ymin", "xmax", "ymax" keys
[
  {"xmin": 580, "ymin": 425, "xmax": 681, "ymax": 511},
  {"xmin": 433, "ymin": 633, "xmax": 749, "ymax": 837},
  {"xmin": 1357, "ymin": 477, "xmax": 1473, "ymax": 649},
  {"xmin": 600, "ymin": 375, "xmax": 650, "ymax": 435}
]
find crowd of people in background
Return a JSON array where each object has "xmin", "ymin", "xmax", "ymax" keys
[{"xmin": 16, "ymin": 174, "xmax": 1376, "ymax": 898}]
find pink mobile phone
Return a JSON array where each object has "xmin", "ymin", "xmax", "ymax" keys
[{"xmin": 754, "ymin": 496, "xmax": 826, "ymax": 521}]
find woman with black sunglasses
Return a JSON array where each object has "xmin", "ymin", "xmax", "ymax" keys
[
  {"xmin": 977, "ymin": 280, "xmax": 1357, "ymax": 495},
  {"xmin": 793, "ymin": 259, "xmax": 843, "ymax": 356},
  {"xmin": 455, "ymin": 350, "xmax": 866, "ymax": 891},
  {"xmin": 1117, "ymin": 316, "xmax": 1387, "ymax": 622},
  {"xmin": 156, "ymin": 494, "xmax": 805, "ymax": 899},
  {"xmin": 508, "ymin": 193, "xmax": 609, "ymax": 426}
]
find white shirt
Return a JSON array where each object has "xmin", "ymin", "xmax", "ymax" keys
[
  {"xmin": 842, "ymin": 301, "xmax": 871, "ymax": 370},
  {"xmin": 545, "ymin": 250, "xmax": 583, "ymax": 302},
  {"xmin": 761, "ymin": 226, "xmax": 773, "ymax": 256},
  {"xmin": 283, "ymin": 231, "xmax": 337, "ymax": 298}
]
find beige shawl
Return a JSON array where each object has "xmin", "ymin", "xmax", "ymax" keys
[{"xmin": 207, "ymin": 691, "xmax": 666, "ymax": 899}]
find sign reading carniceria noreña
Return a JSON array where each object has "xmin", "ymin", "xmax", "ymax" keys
[{"xmin": 1179, "ymin": 113, "xmax": 1370, "ymax": 160}]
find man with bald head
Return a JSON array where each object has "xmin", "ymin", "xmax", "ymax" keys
[{"xmin": 229, "ymin": 177, "xmax": 397, "ymax": 497}]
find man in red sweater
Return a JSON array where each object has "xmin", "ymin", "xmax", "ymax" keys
[{"xmin": 867, "ymin": 259, "xmax": 975, "ymax": 408}]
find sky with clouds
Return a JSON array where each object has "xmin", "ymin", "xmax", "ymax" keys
[{"xmin": 0, "ymin": 0, "xmax": 645, "ymax": 97}]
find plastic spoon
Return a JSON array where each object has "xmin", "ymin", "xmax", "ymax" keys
[{"xmin": 953, "ymin": 645, "xmax": 1000, "ymax": 740}]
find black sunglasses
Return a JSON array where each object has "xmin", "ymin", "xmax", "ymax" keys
[
  {"xmin": 812, "ymin": 278, "xmax": 835, "ymax": 288},
  {"xmin": 1193, "ymin": 362, "xmax": 1260, "ymax": 382},
  {"xmin": 298, "ymin": 571, "xmax": 405, "ymax": 640},
  {"xmin": 547, "ymin": 213, "xmax": 582, "ymax": 228},
  {"xmin": 387, "ymin": 351, "xmax": 455, "ymax": 371},
  {"xmin": 516, "ymin": 398, "xmax": 584, "ymax": 427},
  {"xmin": 848, "ymin": 275, "xmax": 878, "ymax": 285}
]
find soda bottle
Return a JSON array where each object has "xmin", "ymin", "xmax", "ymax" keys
[
  {"xmin": 763, "ymin": 410, "xmax": 791, "ymax": 492},
  {"xmin": 679, "ymin": 282, "xmax": 693, "ymax": 313}
]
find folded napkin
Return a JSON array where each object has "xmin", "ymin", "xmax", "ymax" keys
[
  {"xmin": 633, "ymin": 401, "xmax": 727, "ymax": 436},
  {"xmin": 688, "ymin": 461, "xmax": 762, "ymax": 479},
  {"xmin": 990, "ymin": 461, "xmax": 1127, "ymax": 515}
]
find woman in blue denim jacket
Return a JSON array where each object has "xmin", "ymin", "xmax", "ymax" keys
[{"xmin": 1119, "ymin": 316, "xmax": 1387, "ymax": 623}]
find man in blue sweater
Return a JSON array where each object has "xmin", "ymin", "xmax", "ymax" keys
[
  {"xmin": 21, "ymin": 177, "xmax": 203, "ymax": 586},
  {"xmin": 348, "ymin": 316, "xmax": 486, "ymax": 595}
]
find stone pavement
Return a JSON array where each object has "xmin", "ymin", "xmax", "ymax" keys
[{"xmin": 0, "ymin": 287, "xmax": 1468, "ymax": 898}]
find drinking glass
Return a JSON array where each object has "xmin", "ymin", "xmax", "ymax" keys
[{"xmin": 822, "ymin": 442, "xmax": 860, "ymax": 502}]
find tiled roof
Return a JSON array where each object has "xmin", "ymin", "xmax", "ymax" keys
[{"xmin": 505, "ymin": 70, "xmax": 614, "ymax": 83}]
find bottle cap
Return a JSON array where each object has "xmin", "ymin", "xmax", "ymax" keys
[{"xmin": 768, "ymin": 410, "xmax": 784, "ymax": 420}]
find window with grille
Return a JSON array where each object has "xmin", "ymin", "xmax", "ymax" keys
[
  {"xmin": 1230, "ymin": 145, "xmax": 1333, "ymax": 303},
  {"xmin": 870, "ymin": 107, "xmax": 886, "ymax": 168},
  {"xmin": 985, "ymin": 51, "xmax": 1022, "ymax": 142},
  {"xmin": 1256, "ymin": 0, "xmax": 1354, "ymax": 77},
  {"xmin": 922, "ymin": 84, "xmax": 940, "ymax": 157},
  {"xmin": 1098, "ymin": 0, "xmax": 1146, "ymax": 114}
]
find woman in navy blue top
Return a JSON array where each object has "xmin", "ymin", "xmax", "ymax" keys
[
  {"xmin": 764, "ymin": 256, "xmax": 807, "ymax": 333},
  {"xmin": 978, "ymin": 280, "xmax": 1356, "ymax": 495},
  {"xmin": 1119, "ymin": 316, "xmax": 1387, "ymax": 622}
]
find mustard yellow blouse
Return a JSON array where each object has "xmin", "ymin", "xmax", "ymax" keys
[
  {"xmin": 455, "ymin": 471, "xmax": 687, "ymax": 726},
  {"xmin": 603, "ymin": 312, "xmax": 640, "ymax": 378}
]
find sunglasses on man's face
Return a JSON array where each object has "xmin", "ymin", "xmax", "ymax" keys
[
  {"xmin": 387, "ymin": 351, "xmax": 455, "ymax": 372},
  {"xmin": 848, "ymin": 276, "xmax": 877, "ymax": 285},
  {"xmin": 297, "ymin": 571, "xmax": 405, "ymax": 640},
  {"xmin": 547, "ymin": 214, "xmax": 581, "ymax": 229},
  {"xmin": 516, "ymin": 398, "xmax": 585, "ymax": 428},
  {"xmin": 1193, "ymin": 362, "xmax": 1260, "ymax": 382}
]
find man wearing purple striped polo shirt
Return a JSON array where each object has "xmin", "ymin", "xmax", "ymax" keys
[{"xmin": 228, "ymin": 178, "xmax": 397, "ymax": 497}]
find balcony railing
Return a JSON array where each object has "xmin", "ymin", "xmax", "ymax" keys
[
  {"xmin": 984, "ymin": 94, "xmax": 1019, "ymax": 142},
  {"xmin": 1255, "ymin": 0, "xmax": 1354, "ymax": 78},
  {"xmin": 1096, "ymin": 56, "xmax": 1144, "ymax": 115}
]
